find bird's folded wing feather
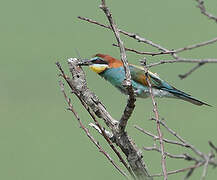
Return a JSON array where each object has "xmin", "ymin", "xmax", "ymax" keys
[{"xmin": 129, "ymin": 64, "xmax": 191, "ymax": 96}]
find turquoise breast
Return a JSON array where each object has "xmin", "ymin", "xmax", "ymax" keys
[{"xmin": 100, "ymin": 67, "xmax": 149, "ymax": 98}]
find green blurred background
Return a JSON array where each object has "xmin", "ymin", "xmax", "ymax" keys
[{"xmin": 1, "ymin": 0, "xmax": 217, "ymax": 179}]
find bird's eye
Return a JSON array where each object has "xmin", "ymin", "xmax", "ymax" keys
[{"xmin": 92, "ymin": 57, "xmax": 108, "ymax": 64}]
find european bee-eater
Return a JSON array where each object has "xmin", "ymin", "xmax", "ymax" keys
[{"xmin": 80, "ymin": 53, "xmax": 210, "ymax": 106}]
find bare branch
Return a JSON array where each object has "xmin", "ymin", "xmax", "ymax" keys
[
  {"xmin": 57, "ymin": 58, "xmax": 152, "ymax": 180},
  {"xmin": 147, "ymin": 58, "xmax": 217, "ymax": 67},
  {"xmin": 195, "ymin": 0, "xmax": 217, "ymax": 22},
  {"xmin": 201, "ymin": 153, "xmax": 212, "ymax": 180},
  {"xmin": 135, "ymin": 125, "xmax": 190, "ymax": 147},
  {"xmin": 175, "ymin": 37, "xmax": 217, "ymax": 53},
  {"xmin": 58, "ymin": 80, "xmax": 128, "ymax": 178},
  {"xmin": 99, "ymin": 0, "xmax": 130, "ymax": 85},
  {"xmin": 99, "ymin": 0, "xmax": 136, "ymax": 133},
  {"xmin": 178, "ymin": 62, "xmax": 205, "ymax": 79},
  {"xmin": 184, "ymin": 164, "xmax": 197, "ymax": 180},
  {"xmin": 114, "ymin": 35, "xmax": 217, "ymax": 57},
  {"xmin": 88, "ymin": 114, "xmax": 136, "ymax": 179},
  {"xmin": 143, "ymin": 146, "xmax": 197, "ymax": 161},
  {"xmin": 113, "ymin": 43, "xmax": 175, "ymax": 56},
  {"xmin": 89, "ymin": 123, "xmax": 114, "ymax": 139},
  {"xmin": 77, "ymin": 16, "xmax": 178, "ymax": 59},
  {"xmin": 140, "ymin": 59, "xmax": 168, "ymax": 180},
  {"xmin": 209, "ymin": 141, "xmax": 217, "ymax": 154},
  {"xmin": 150, "ymin": 118, "xmax": 207, "ymax": 160},
  {"xmin": 151, "ymin": 162, "xmax": 204, "ymax": 177},
  {"xmin": 56, "ymin": 1, "xmax": 217, "ymax": 179}
]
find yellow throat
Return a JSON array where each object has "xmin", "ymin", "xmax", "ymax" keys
[{"xmin": 89, "ymin": 64, "xmax": 108, "ymax": 74}]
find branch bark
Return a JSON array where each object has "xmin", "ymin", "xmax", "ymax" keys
[
  {"xmin": 56, "ymin": 1, "xmax": 217, "ymax": 179},
  {"xmin": 147, "ymin": 58, "xmax": 217, "ymax": 67},
  {"xmin": 57, "ymin": 58, "xmax": 152, "ymax": 180},
  {"xmin": 178, "ymin": 62, "xmax": 205, "ymax": 79},
  {"xmin": 99, "ymin": 0, "xmax": 136, "ymax": 133},
  {"xmin": 195, "ymin": 0, "xmax": 217, "ymax": 22},
  {"xmin": 140, "ymin": 59, "xmax": 168, "ymax": 180},
  {"xmin": 77, "ymin": 16, "xmax": 178, "ymax": 59},
  {"xmin": 57, "ymin": 80, "xmax": 128, "ymax": 178}
]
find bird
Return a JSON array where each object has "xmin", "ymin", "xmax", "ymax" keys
[{"xmin": 80, "ymin": 53, "xmax": 210, "ymax": 106}]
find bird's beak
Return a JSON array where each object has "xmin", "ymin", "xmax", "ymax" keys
[{"xmin": 78, "ymin": 59, "xmax": 93, "ymax": 66}]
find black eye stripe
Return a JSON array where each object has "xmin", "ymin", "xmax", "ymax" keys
[{"xmin": 92, "ymin": 58, "xmax": 108, "ymax": 64}]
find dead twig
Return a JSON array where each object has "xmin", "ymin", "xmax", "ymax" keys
[
  {"xmin": 113, "ymin": 35, "xmax": 217, "ymax": 57},
  {"xmin": 87, "ymin": 112, "xmax": 136, "ymax": 179},
  {"xmin": 201, "ymin": 152, "xmax": 213, "ymax": 180},
  {"xmin": 77, "ymin": 16, "xmax": 178, "ymax": 59},
  {"xmin": 135, "ymin": 125, "xmax": 188, "ymax": 147},
  {"xmin": 140, "ymin": 59, "xmax": 168, "ymax": 180},
  {"xmin": 112, "ymin": 43, "xmax": 175, "ymax": 56},
  {"xmin": 195, "ymin": 0, "xmax": 217, "ymax": 23},
  {"xmin": 99, "ymin": 0, "xmax": 136, "ymax": 133},
  {"xmin": 150, "ymin": 118, "xmax": 207, "ymax": 160},
  {"xmin": 175, "ymin": 37, "xmax": 217, "ymax": 53},
  {"xmin": 143, "ymin": 146, "xmax": 197, "ymax": 161},
  {"xmin": 147, "ymin": 58, "xmax": 217, "ymax": 67},
  {"xmin": 58, "ymin": 80, "xmax": 129, "ymax": 178},
  {"xmin": 57, "ymin": 58, "xmax": 152, "ymax": 180},
  {"xmin": 183, "ymin": 163, "xmax": 198, "ymax": 180},
  {"xmin": 209, "ymin": 141, "xmax": 217, "ymax": 154},
  {"xmin": 151, "ymin": 162, "xmax": 204, "ymax": 177},
  {"xmin": 56, "ymin": 1, "xmax": 217, "ymax": 179},
  {"xmin": 178, "ymin": 62, "xmax": 205, "ymax": 79},
  {"xmin": 89, "ymin": 123, "xmax": 114, "ymax": 140}
]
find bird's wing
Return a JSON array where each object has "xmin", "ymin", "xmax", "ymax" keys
[
  {"xmin": 129, "ymin": 64, "xmax": 191, "ymax": 96},
  {"xmin": 129, "ymin": 64, "xmax": 210, "ymax": 106}
]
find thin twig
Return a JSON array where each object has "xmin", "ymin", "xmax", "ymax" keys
[
  {"xmin": 175, "ymin": 37, "xmax": 217, "ymax": 53},
  {"xmin": 135, "ymin": 125, "xmax": 188, "ymax": 147},
  {"xmin": 113, "ymin": 43, "xmax": 175, "ymax": 56},
  {"xmin": 143, "ymin": 146, "xmax": 197, "ymax": 161},
  {"xmin": 140, "ymin": 59, "xmax": 168, "ymax": 180},
  {"xmin": 55, "ymin": 1, "xmax": 217, "ymax": 178},
  {"xmin": 178, "ymin": 62, "xmax": 205, "ymax": 79},
  {"xmin": 183, "ymin": 163, "xmax": 198, "ymax": 180},
  {"xmin": 87, "ymin": 111, "xmax": 136, "ymax": 179},
  {"xmin": 151, "ymin": 162, "xmax": 204, "ymax": 177},
  {"xmin": 150, "ymin": 118, "xmax": 207, "ymax": 160},
  {"xmin": 57, "ymin": 60, "xmax": 135, "ymax": 179},
  {"xmin": 58, "ymin": 80, "xmax": 129, "ymax": 178},
  {"xmin": 201, "ymin": 153, "xmax": 212, "ymax": 180},
  {"xmin": 57, "ymin": 58, "xmax": 152, "ymax": 180},
  {"xmin": 113, "ymin": 35, "xmax": 217, "ymax": 57},
  {"xmin": 147, "ymin": 58, "xmax": 217, "ymax": 67},
  {"xmin": 209, "ymin": 141, "xmax": 217, "ymax": 154},
  {"xmin": 195, "ymin": 0, "xmax": 217, "ymax": 22},
  {"xmin": 77, "ymin": 16, "xmax": 178, "ymax": 59},
  {"xmin": 99, "ymin": 0, "xmax": 136, "ymax": 133},
  {"xmin": 89, "ymin": 123, "xmax": 114, "ymax": 139}
]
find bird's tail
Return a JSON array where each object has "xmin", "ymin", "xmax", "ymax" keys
[
  {"xmin": 173, "ymin": 93, "xmax": 211, "ymax": 106},
  {"xmin": 161, "ymin": 87, "xmax": 211, "ymax": 106}
]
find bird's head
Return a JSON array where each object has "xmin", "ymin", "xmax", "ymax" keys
[{"xmin": 80, "ymin": 54, "xmax": 123, "ymax": 74}]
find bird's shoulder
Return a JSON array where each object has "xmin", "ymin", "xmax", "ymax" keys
[{"xmin": 129, "ymin": 64, "xmax": 161, "ymax": 81}]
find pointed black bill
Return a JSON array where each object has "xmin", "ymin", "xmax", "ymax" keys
[{"xmin": 78, "ymin": 59, "xmax": 93, "ymax": 66}]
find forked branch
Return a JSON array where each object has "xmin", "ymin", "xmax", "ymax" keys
[
  {"xmin": 99, "ymin": 0, "xmax": 136, "ymax": 133},
  {"xmin": 140, "ymin": 59, "xmax": 168, "ymax": 180},
  {"xmin": 56, "ymin": 59, "xmax": 152, "ymax": 180}
]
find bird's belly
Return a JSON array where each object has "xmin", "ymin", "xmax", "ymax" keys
[
  {"xmin": 117, "ymin": 82, "xmax": 173, "ymax": 99},
  {"xmin": 144, "ymin": 88, "xmax": 173, "ymax": 98},
  {"xmin": 100, "ymin": 68, "xmax": 173, "ymax": 98}
]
